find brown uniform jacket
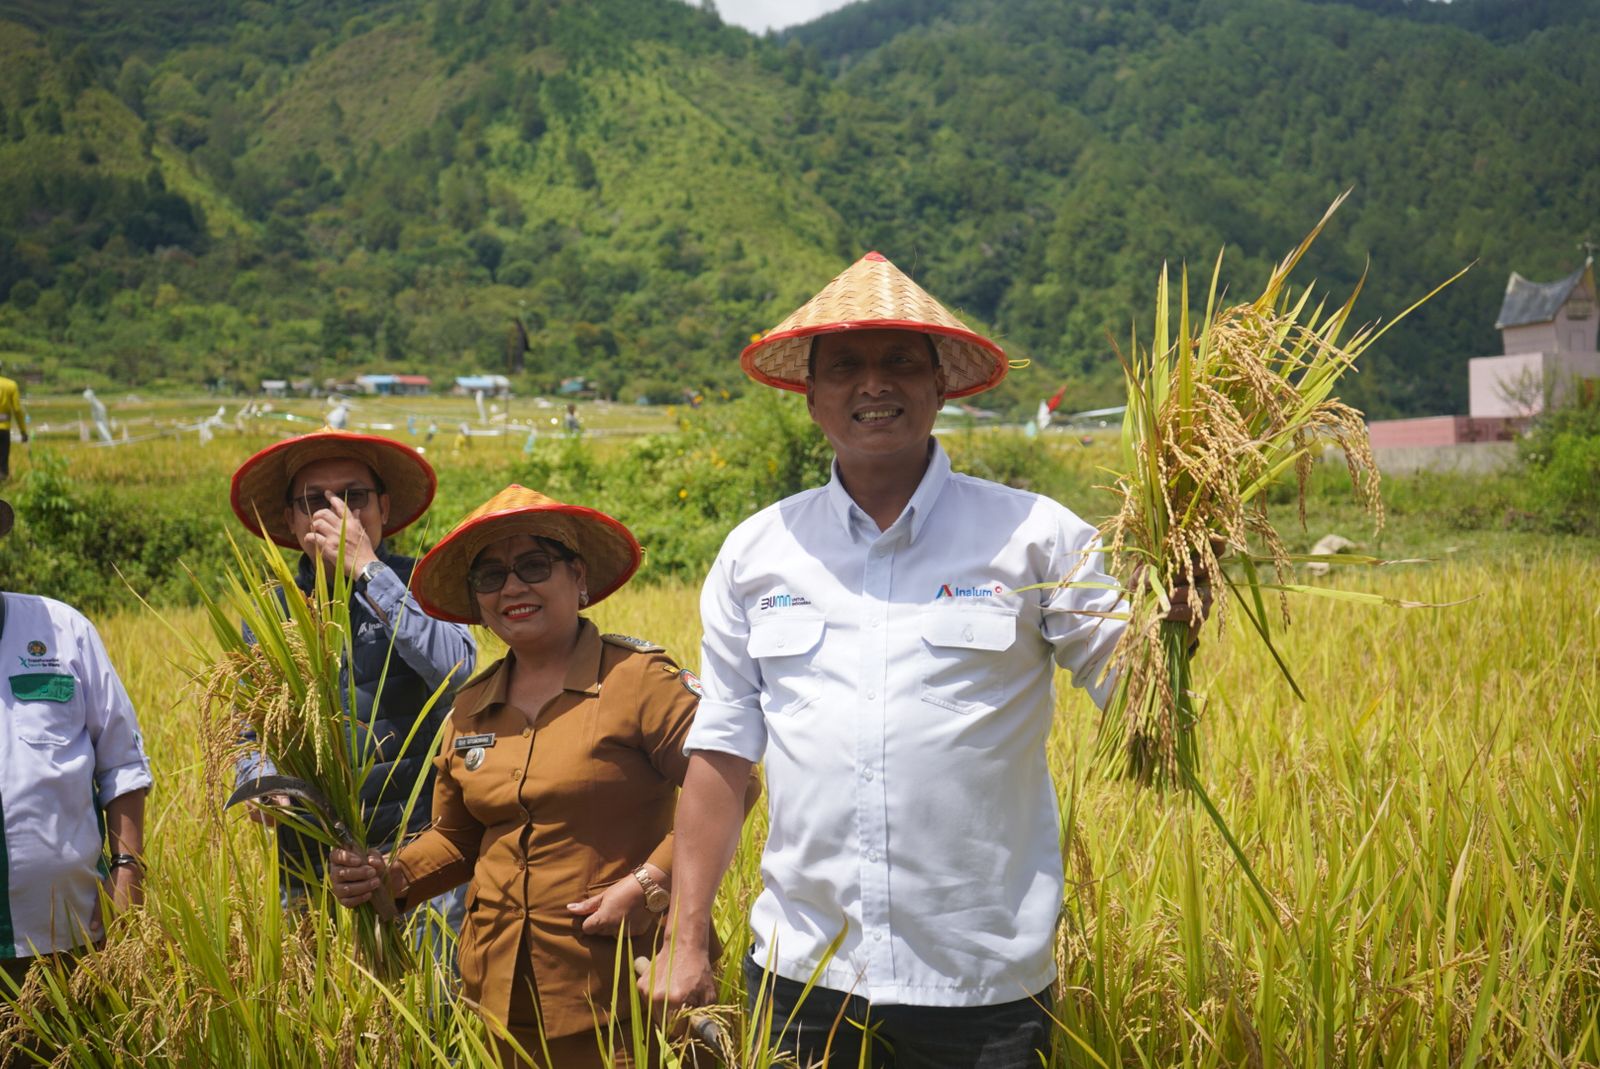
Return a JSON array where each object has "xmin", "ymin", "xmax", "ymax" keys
[{"xmin": 394, "ymin": 620, "xmax": 702, "ymax": 1038}]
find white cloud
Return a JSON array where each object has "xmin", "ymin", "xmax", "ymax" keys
[{"xmin": 713, "ymin": 0, "xmax": 855, "ymax": 34}]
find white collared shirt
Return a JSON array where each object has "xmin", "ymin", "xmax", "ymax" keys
[
  {"xmin": 1, "ymin": 593, "xmax": 152, "ymax": 958},
  {"xmin": 687, "ymin": 440, "xmax": 1125, "ymax": 1007}
]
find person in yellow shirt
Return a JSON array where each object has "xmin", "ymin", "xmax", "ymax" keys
[{"xmin": 0, "ymin": 362, "xmax": 28, "ymax": 481}]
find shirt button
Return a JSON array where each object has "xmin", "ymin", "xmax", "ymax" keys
[
  {"xmin": 522, "ymin": 728, "xmax": 531, "ymax": 737},
  {"xmin": 866, "ymin": 690, "xmax": 876, "ymax": 700},
  {"xmin": 873, "ymin": 930, "xmax": 884, "ymax": 941},
  {"xmin": 867, "ymin": 849, "xmax": 880, "ymax": 862},
  {"xmin": 862, "ymin": 768, "xmax": 874, "ymax": 781}
]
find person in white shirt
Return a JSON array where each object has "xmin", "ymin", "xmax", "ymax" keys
[
  {"xmin": 640, "ymin": 253, "xmax": 1200, "ymax": 1067},
  {"xmin": 0, "ymin": 497, "xmax": 151, "ymax": 993}
]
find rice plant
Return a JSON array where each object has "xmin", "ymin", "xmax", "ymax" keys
[{"xmin": 1095, "ymin": 193, "xmax": 1466, "ymax": 793}]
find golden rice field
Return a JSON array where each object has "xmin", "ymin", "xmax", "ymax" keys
[{"xmin": 5, "ymin": 550, "xmax": 1597, "ymax": 1066}]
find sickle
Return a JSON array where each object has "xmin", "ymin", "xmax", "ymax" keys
[
  {"xmin": 631, "ymin": 957, "xmax": 732, "ymax": 1066},
  {"xmin": 226, "ymin": 775, "xmax": 399, "ymax": 922}
]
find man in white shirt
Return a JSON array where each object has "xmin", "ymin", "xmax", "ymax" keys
[
  {"xmin": 638, "ymin": 251, "xmax": 1201, "ymax": 1066},
  {"xmin": 0, "ymin": 497, "xmax": 152, "ymax": 992}
]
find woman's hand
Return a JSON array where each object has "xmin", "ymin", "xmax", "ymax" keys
[
  {"xmin": 567, "ymin": 865, "xmax": 664, "ymax": 936},
  {"xmin": 329, "ymin": 846, "xmax": 390, "ymax": 909}
]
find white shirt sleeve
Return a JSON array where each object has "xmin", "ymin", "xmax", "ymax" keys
[
  {"xmin": 78, "ymin": 612, "xmax": 153, "ymax": 803},
  {"xmin": 684, "ymin": 546, "xmax": 767, "ymax": 761},
  {"xmin": 1040, "ymin": 507, "xmax": 1127, "ymax": 711}
]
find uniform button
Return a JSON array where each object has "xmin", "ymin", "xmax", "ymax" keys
[
  {"xmin": 514, "ymin": 769, "xmax": 524, "ymax": 780},
  {"xmin": 519, "ymin": 858, "xmax": 528, "ymax": 871},
  {"xmin": 866, "ymin": 690, "xmax": 876, "ymax": 700},
  {"xmin": 872, "ymin": 930, "xmax": 884, "ymax": 942},
  {"xmin": 869, "ymin": 619, "xmax": 879, "ymax": 629},
  {"xmin": 962, "ymin": 627, "xmax": 975, "ymax": 642},
  {"xmin": 862, "ymin": 769, "xmax": 874, "ymax": 781},
  {"xmin": 522, "ymin": 728, "xmax": 531, "ymax": 738},
  {"xmin": 867, "ymin": 849, "xmax": 880, "ymax": 862}
]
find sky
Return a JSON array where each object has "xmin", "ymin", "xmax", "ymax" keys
[{"xmin": 712, "ymin": 0, "xmax": 856, "ymax": 34}]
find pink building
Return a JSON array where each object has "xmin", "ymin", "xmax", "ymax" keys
[
  {"xmin": 1469, "ymin": 259, "xmax": 1599, "ymax": 418},
  {"xmin": 1368, "ymin": 257, "xmax": 1599, "ymax": 449}
]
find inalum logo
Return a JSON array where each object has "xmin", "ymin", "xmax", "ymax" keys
[
  {"xmin": 26, "ymin": 640, "xmax": 46, "ymax": 656},
  {"xmin": 935, "ymin": 583, "xmax": 1003, "ymax": 600}
]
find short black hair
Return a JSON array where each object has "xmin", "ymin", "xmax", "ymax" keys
[{"xmin": 807, "ymin": 332, "xmax": 942, "ymax": 378}]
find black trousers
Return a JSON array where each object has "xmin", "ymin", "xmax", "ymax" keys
[
  {"xmin": 0, "ymin": 428, "xmax": 10, "ymax": 479},
  {"xmin": 744, "ymin": 956, "xmax": 1052, "ymax": 1069}
]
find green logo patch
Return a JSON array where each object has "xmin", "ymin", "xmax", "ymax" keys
[{"xmin": 10, "ymin": 673, "xmax": 76, "ymax": 703}]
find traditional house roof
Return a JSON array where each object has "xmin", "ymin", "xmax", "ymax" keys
[{"xmin": 1495, "ymin": 261, "xmax": 1592, "ymax": 329}]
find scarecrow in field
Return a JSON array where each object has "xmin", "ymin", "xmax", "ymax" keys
[
  {"xmin": 639, "ymin": 252, "xmax": 1206, "ymax": 1066},
  {"xmin": 0, "ymin": 497, "xmax": 152, "ymax": 994},
  {"xmin": 229, "ymin": 431, "xmax": 477, "ymax": 945}
]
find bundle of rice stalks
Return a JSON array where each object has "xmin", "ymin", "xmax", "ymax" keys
[
  {"xmin": 1096, "ymin": 192, "xmax": 1462, "ymax": 795},
  {"xmin": 187, "ymin": 526, "xmax": 450, "ymax": 981}
]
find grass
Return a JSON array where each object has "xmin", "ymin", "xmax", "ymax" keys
[{"xmin": 4, "ymin": 548, "xmax": 1597, "ymax": 1065}]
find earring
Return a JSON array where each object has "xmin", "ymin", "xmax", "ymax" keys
[{"xmin": 579, "ymin": 589, "xmax": 590, "ymax": 607}]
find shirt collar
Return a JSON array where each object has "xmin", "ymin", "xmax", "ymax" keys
[
  {"xmin": 823, "ymin": 438, "xmax": 952, "ymax": 545},
  {"xmin": 456, "ymin": 617, "xmax": 603, "ymax": 720}
]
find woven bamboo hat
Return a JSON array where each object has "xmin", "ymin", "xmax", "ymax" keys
[
  {"xmin": 741, "ymin": 251, "xmax": 1008, "ymax": 398},
  {"xmin": 230, "ymin": 430, "xmax": 437, "ymax": 549},
  {"xmin": 411, "ymin": 484, "xmax": 642, "ymax": 624}
]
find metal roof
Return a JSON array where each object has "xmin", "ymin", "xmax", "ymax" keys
[{"xmin": 1495, "ymin": 260, "xmax": 1593, "ymax": 329}]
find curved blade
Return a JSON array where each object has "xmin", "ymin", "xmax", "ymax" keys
[
  {"xmin": 225, "ymin": 774, "xmax": 348, "ymax": 841},
  {"xmin": 225, "ymin": 775, "xmax": 399, "ymax": 923}
]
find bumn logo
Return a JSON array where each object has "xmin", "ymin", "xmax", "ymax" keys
[{"xmin": 758, "ymin": 591, "xmax": 812, "ymax": 611}]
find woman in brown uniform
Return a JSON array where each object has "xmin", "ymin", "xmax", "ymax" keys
[{"xmin": 329, "ymin": 484, "xmax": 749, "ymax": 1068}]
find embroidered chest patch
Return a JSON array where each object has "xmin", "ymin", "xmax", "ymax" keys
[{"xmin": 10, "ymin": 673, "xmax": 75, "ymax": 703}]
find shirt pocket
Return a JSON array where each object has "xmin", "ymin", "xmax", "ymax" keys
[
  {"xmin": 919, "ymin": 605, "xmax": 1019, "ymax": 714},
  {"xmin": 8, "ymin": 697, "xmax": 82, "ymax": 746},
  {"xmin": 747, "ymin": 613, "xmax": 826, "ymax": 716}
]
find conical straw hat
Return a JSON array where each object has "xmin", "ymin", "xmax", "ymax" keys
[
  {"xmin": 231, "ymin": 430, "xmax": 436, "ymax": 549},
  {"xmin": 411, "ymin": 484, "xmax": 642, "ymax": 624},
  {"xmin": 741, "ymin": 251, "xmax": 1008, "ymax": 398}
]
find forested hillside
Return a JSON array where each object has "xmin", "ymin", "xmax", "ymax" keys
[{"xmin": 0, "ymin": 0, "xmax": 1595, "ymax": 416}]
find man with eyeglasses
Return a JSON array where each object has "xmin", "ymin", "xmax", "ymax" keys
[{"xmin": 229, "ymin": 430, "xmax": 476, "ymax": 948}]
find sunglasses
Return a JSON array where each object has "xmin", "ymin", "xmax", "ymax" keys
[
  {"xmin": 289, "ymin": 487, "xmax": 380, "ymax": 515},
  {"xmin": 468, "ymin": 552, "xmax": 571, "ymax": 594}
]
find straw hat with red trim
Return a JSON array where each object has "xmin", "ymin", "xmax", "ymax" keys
[
  {"xmin": 740, "ymin": 251, "xmax": 1009, "ymax": 399},
  {"xmin": 411, "ymin": 484, "xmax": 642, "ymax": 624},
  {"xmin": 230, "ymin": 430, "xmax": 437, "ymax": 549}
]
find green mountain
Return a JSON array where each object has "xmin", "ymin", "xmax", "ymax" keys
[{"xmin": 0, "ymin": 0, "xmax": 1595, "ymax": 417}]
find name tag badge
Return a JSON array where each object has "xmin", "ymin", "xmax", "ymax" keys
[
  {"xmin": 10, "ymin": 673, "xmax": 76, "ymax": 703},
  {"xmin": 456, "ymin": 733, "xmax": 495, "ymax": 772}
]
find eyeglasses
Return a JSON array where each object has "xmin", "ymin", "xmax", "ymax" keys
[
  {"xmin": 289, "ymin": 487, "xmax": 379, "ymax": 515},
  {"xmin": 468, "ymin": 553, "xmax": 569, "ymax": 594}
]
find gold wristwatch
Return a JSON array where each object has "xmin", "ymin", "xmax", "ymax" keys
[{"xmin": 632, "ymin": 866, "xmax": 670, "ymax": 913}]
